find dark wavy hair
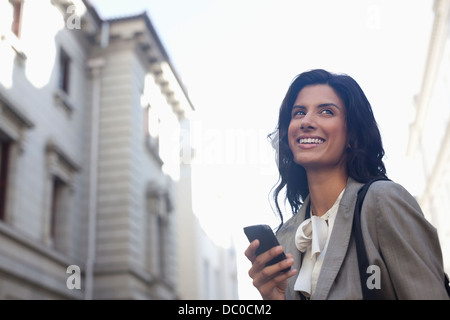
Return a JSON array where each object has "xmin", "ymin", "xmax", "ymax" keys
[{"xmin": 269, "ymin": 69, "xmax": 387, "ymax": 226}]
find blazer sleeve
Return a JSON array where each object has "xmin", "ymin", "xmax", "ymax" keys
[{"xmin": 362, "ymin": 180, "xmax": 449, "ymax": 299}]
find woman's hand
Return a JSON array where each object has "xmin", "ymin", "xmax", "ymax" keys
[{"xmin": 244, "ymin": 239, "xmax": 298, "ymax": 300}]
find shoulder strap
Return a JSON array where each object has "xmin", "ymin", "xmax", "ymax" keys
[
  {"xmin": 445, "ymin": 273, "xmax": 450, "ymax": 297},
  {"xmin": 352, "ymin": 177, "xmax": 389, "ymax": 300}
]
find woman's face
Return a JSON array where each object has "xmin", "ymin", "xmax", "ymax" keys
[{"xmin": 288, "ymin": 84, "xmax": 348, "ymax": 172}]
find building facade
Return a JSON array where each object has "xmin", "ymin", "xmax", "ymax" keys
[
  {"xmin": 0, "ymin": 0, "xmax": 237, "ymax": 299},
  {"xmin": 176, "ymin": 159, "xmax": 239, "ymax": 299},
  {"xmin": 407, "ymin": 0, "xmax": 450, "ymax": 274}
]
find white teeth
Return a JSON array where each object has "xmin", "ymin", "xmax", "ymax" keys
[{"xmin": 299, "ymin": 138, "xmax": 325, "ymax": 144}]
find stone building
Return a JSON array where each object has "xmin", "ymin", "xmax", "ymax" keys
[
  {"xmin": 407, "ymin": 0, "xmax": 450, "ymax": 274},
  {"xmin": 0, "ymin": 0, "xmax": 237, "ymax": 299}
]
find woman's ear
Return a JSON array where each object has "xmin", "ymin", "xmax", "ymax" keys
[{"xmin": 347, "ymin": 137, "xmax": 357, "ymax": 149}]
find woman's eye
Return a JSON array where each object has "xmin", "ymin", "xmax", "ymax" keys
[
  {"xmin": 321, "ymin": 109, "xmax": 333, "ymax": 115},
  {"xmin": 292, "ymin": 110, "xmax": 305, "ymax": 117}
]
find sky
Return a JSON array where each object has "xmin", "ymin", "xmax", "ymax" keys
[{"xmin": 89, "ymin": 0, "xmax": 434, "ymax": 299}]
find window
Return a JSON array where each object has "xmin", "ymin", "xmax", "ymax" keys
[
  {"xmin": 145, "ymin": 187, "xmax": 173, "ymax": 280},
  {"xmin": 0, "ymin": 97, "xmax": 33, "ymax": 223},
  {"xmin": 54, "ymin": 48, "xmax": 74, "ymax": 112},
  {"xmin": 11, "ymin": 0, "xmax": 23, "ymax": 38},
  {"xmin": 50, "ymin": 176, "xmax": 66, "ymax": 243},
  {"xmin": 146, "ymin": 193, "xmax": 166, "ymax": 276},
  {"xmin": 0, "ymin": 136, "xmax": 12, "ymax": 220},
  {"xmin": 44, "ymin": 142, "xmax": 78, "ymax": 252},
  {"xmin": 46, "ymin": 172, "xmax": 71, "ymax": 252},
  {"xmin": 59, "ymin": 49, "xmax": 71, "ymax": 94}
]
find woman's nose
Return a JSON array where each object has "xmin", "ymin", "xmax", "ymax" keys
[{"xmin": 300, "ymin": 114, "xmax": 315, "ymax": 130}]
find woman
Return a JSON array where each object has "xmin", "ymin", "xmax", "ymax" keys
[{"xmin": 245, "ymin": 69, "xmax": 449, "ymax": 300}]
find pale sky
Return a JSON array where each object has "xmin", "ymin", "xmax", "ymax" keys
[{"xmin": 90, "ymin": 0, "xmax": 434, "ymax": 299}]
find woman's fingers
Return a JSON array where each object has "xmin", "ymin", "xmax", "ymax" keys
[
  {"xmin": 257, "ymin": 267, "xmax": 298, "ymax": 299},
  {"xmin": 252, "ymin": 255, "xmax": 296, "ymax": 286},
  {"xmin": 244, "ymin": 239, "xmax": 259, "ymax": 263},
  {"xmin": 252, "ymin": 257, "xmax": 297, "ymax": 300},
  {"xmin": 245, "ymin": 240, "xmax": 298, "ymax": 300},
  {"xmin": 248, "ymin": 244, "xmax": 281, "ymax": 276},
  {"xmin": 248, "ymin": 245, "xmax": 296, "ymax": 280}
]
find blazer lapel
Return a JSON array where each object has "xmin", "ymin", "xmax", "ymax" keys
[
  {"xmin": 277, "ymin": 195, "xmax": 309, "ymax": 299},
  {"xmin": 312, "ymin": 177, "xmax": 363, "ymax": 299}
]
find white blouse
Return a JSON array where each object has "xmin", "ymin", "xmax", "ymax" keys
[{"xmin": 293, "ymin": 188, "xmax": 345, "ymax": 298}]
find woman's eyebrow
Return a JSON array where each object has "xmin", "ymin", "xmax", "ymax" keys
[
  {"xmin": 317, "ymin": 103, "xmax": 341, "ymax": 110},
  {"xmin": 292, "ymin": 103, "xmax": 341, "ymax": 110}
]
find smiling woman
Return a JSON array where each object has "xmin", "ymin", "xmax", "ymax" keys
[
  {"xmin": 270, "ymin": 69, "xmax": 387, "ymax": 223},
  {"xmin": 244, "ymin": 69, "xmax": 449, "ymax": 300}
]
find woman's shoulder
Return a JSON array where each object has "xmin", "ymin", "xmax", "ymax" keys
[
  {"xmin": 345, "ymin": 177, "xmax": 418, "ymax": 210},
  {"xmin": 362, "ymin": 178, "xmax": 425, "ymax": 220},
  {"xmin": 366, "ymin": 179, "xmax": 417, "ymax": 202}
]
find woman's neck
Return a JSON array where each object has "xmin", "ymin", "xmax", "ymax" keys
[{"xmin": 306, "ymin": 168, "xmax": 348, "ymax": 217}]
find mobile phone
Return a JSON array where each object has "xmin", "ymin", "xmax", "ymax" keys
[{"xmin": 244, "ymin": 224, "xmax": 290, "ymax": 272}]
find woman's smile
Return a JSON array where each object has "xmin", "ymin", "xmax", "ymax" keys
[{"xmin": 295, "ymin": 135, "xmax": 326, "ymax": 149}]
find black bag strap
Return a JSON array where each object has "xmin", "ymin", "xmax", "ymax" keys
[
  {"xmin": 353, "ymin": 177, "xmax": 450, "ymax": 299},
  {"xmin": 352, "ymin": 177, "xmax": 389, "ymax": 300},
  {"xmin": 446, "ymin": 274, "xmax": 450, "ymax": 297}
]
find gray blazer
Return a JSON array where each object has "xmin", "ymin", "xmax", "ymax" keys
[{"xmin": 276, "ymin": 177, "xmax": 449, "ymax": 300}]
